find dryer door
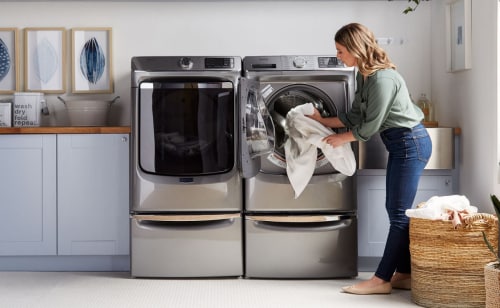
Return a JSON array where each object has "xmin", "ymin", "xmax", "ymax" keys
[
  {"xmin": 239, "ymin": 77, "xmax": 275, "ymax": 179},
  {"xmin": 139, "ymin": 79, "xmax": 235, "ymax": 176}
]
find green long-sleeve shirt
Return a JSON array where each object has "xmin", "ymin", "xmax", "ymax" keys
[{"xmin": 339, "ymin": 69, "xmax": 424, "ymax": 142}]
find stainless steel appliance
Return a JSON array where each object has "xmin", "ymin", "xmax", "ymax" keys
[
  {"xmin": 130, "ymin": 56, "xmax": 243, "ymax": 278},
  {"xmin": 240, "ymin": 55, "xmax": 358, "ymax": 278}
]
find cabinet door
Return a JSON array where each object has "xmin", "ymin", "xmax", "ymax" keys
[
  {"xmin": 57, "ymin": 134, "xmax": 129, "ymax": 255},
  {"xmin": 357, "ymin": 175, "xmax": 453, "ymax": 257},
  {"xmin": 0, "ymin": 135, "xmax": 57, "ymax": 255}
]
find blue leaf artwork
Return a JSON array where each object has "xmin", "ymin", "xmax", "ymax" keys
[
  {"xmin": 33, "ymin": 37, "xmax": 59, "ymax": 83},
  {"xmin": 0, "ymin": 38, "xmax": 11, "ymax": 82},
  {"xmin": 79, "ymin": 37, "xmax": 105, "ymax": 84}
]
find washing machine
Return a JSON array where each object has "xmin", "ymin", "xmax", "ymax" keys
[{"xmin": 240, "ymin": 55, "xmax": 358, "ymax": 278}]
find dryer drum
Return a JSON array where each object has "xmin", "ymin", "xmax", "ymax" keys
[{"xmin": 266, "ymin": 84, "xmax": 338, "ymax": 160}]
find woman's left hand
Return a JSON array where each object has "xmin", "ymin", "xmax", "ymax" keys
[
  {"xmin": 322, "ymin": 131, "xmax": 356, "ymax": 148},
  {"xmin": 322, "ymin": 134, "xmax": 345, "ymax": 148}
]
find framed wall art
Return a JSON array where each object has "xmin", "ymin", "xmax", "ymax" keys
[
  {"xmin": 24, "ymin": 27, "xmax": 66, "ymax": 93},
  {"xmin": 71, "ymin": 27, "xmax": 113, "ymax": 93},
  {"xmin": 0, "ymin": 28, "xmax": 19, "ymax": 94},
  {"xmin": 445, "ymin": 0, "xmax": 472, "ymax": 72}
]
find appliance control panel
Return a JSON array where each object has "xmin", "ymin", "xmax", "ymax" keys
[
  {"xmin": 243, "ymin": 56, "xmax": 346, "ymax": 71},
  {"xmin": 176, "ymin": 57, "xmax": 237, "ymax": 70}
]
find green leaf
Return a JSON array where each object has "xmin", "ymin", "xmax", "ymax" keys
[
  {"xmin": 490, "ymin": 194, "xmax": 500, "ymax": 217},
  {"xmin": 402, "ymin": 0, "xmax": 428, "ymax": 14},
  {"xmin": 482, "ymin": 231, "xmax": 499, "ymax": 264},
  {"xmin": 403, "ymin": 7, "xmax": 414, "ymax": 14}
]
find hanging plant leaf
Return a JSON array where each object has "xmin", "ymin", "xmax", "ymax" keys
[{"xmin": 402, "ymin": 0, "xmax": 429, "ymax": 14}]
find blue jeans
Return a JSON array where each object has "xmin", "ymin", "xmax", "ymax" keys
[{"xmin": 374, "ymin": 123, "xmax": 432, "ymax": 282}]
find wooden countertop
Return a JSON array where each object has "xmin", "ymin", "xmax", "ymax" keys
[
  {"xmin": 0, "ymin": 124, "xmax": 459, "ymax": 136},
  {"xmin": 0, "ymin": 126, "xmax": 131, "ymax": 134}
]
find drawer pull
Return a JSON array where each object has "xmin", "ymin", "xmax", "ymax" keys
[{"xmin": 132, "ymin": 213, "xmax": 240, "ymax": 222}]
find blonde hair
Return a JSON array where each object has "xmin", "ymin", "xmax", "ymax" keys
[{"xmin": 335, "ymin": 23, "xmax": 396, "ymax": 75}]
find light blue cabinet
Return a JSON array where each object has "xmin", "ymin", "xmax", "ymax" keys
[
  {"xmin": 57, "ymin": 134, "xmax": 130, "ymax": 255},
  {"xmin": 0, "ymin": 135, "xmax": 57, "ymax": 255},
  {"xmin": 0, "ymin": 134, "xmax": 129, "ymax": 257},
  {"xmin": 357, "ymin": 174, "xmax": 453, "ymax": 260}
]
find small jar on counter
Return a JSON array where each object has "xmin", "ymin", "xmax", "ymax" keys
[{"xmin": 417, "ymin": 93, "xmax": 434, "ymax": 122}]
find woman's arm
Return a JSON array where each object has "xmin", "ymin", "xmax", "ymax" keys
[{"xmin": 307, "ymin": 108, "xmax": 346, "ymax": 128}]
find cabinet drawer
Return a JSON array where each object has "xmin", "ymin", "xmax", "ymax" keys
[
  {"xmin": 131, "ymin": 214, "xmax": 243, "ymax": 278},
  {"xmin": 245, "ymin": 214, "xmax": 357, "ymax": 278}
]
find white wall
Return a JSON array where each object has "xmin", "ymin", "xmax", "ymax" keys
[
  {"xmin": 431, "ymin": 0, "xmax": 499, "ymax": 210},
  {"xmin": 0, "ymin": 1, "xmax": 431, "ymax": 126}
]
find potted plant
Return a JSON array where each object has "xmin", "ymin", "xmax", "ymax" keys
[{"xmin": 483, "ymin": 194, "xmax": 500, "ymax": 308}]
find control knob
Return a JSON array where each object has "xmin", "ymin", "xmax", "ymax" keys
[
  {"xmin": 179, "ymin": 57, "xmax": 193, "ymax": 69},
  {"xmin": 293, "ymin": 56, "xmax": 306, "ymax": 68}
]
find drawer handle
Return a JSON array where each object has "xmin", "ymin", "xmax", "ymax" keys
[
  {"xmin": 132, "ymin": 213, "xmax": 240, "ymax": 222},
  {"xmin": 246, "ymin": 215, "xmax": 349, "ymax": 223},
  {"xmin": 250, "ymin": 218, "xmax": 354, "ymax": 232}
]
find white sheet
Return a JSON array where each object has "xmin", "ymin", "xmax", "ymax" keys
[{"xmin": 284, "ymin": 103, "xmax": 356, "ymax": 198}]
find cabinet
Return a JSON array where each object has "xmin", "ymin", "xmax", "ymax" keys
[
  {"xmin": 0, "ymin": 135, "xmax": 57, "ymax": 255},
  {"xmin": 57, "ymin": 134, "xmax": 129, "ymax": 255},
  {"xmin": 357, "ymin": 174, "xmax": 453, "ymax": 258},
  {"xmin": 0, "ymin": 134, "xmax": 129, "ymax": 256}
]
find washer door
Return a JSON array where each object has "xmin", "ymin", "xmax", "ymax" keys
[{"xmin": 263, "ymin": 84, "xmax": 338, "ymax": 172}]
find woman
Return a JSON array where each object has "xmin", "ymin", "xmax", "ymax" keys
[{"xmin": 308, "ymin": 23, "xmax": 432, "ymax": 295}]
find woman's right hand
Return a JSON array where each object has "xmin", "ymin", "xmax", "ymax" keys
[{"xmin": 307, "ymin": 107, "xmax": 345, "ymax": 129}]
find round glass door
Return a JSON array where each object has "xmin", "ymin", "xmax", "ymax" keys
[{"xmin": 266, "ymin": 84, "xmax": 338, "ymax": 161}]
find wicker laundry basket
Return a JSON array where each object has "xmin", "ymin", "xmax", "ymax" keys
[{"xmin": 409, "ymin": 213, "xmax": 499, "ymax": 308}]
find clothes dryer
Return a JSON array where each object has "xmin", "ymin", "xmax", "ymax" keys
[
  {"xmin": 130, "ymin": 56, "xmax": 243, "ymax": 278},
  {"xmin": 240, "ymin": 55, "xmax": 358, "ymax": 278}
]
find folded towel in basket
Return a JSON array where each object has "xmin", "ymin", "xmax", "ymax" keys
[
  {"xmin": 284, "ymin": 103, "xmax": 356, "ymax": 198},
  {"xmin": 405, "ymin": 195, "xmax": 478, "ymax": 225}
]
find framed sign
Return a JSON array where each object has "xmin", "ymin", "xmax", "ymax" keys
[
  {"xmin": 445, "ymin": 0, "xmax": 472, "ymax": 72},
  {"xmin": 0, "ymin": 28, "xmax": 19, "ymax": 94},
  {"xmin": 71, "ymin": 27, "xmax": 113, "ymax": 93},
  {"xmin": 24, "ymin": 27, "xmax": 66, "ymax": 93}
]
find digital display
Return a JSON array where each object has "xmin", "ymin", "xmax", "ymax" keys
[
  {"xmin": 318, "ymin": 57, "xmax": 342, "ymax": 68},
  {"xmin": 205, "ymin": 57, "xmax": 234, "ymax": 69}
]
